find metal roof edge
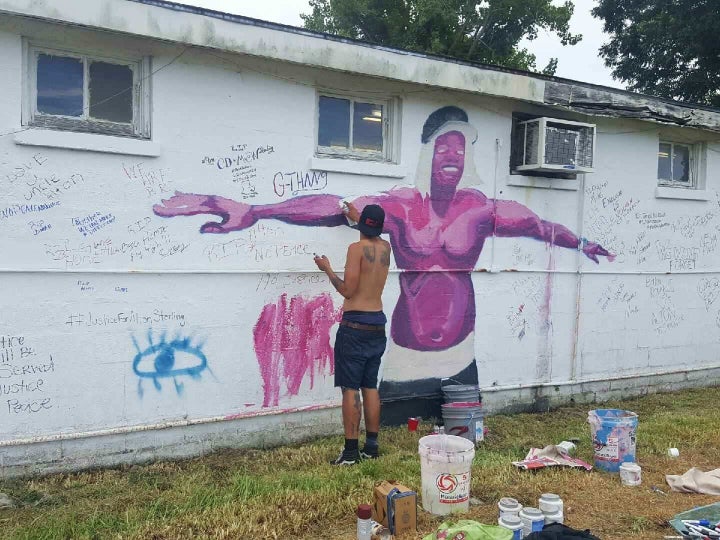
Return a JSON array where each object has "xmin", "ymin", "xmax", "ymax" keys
[
  {"xmin": 127, "ymin": 0, "xmax": 720, "ymax": 119},
  {"xmin": 1, "ymin": 0, "xmax": 718, "ymax": 130}
]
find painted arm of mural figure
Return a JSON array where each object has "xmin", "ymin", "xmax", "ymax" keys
[
  {"xmin": 153, "ymin": 190, "xmax": 407, "ymax": 234},
  {"xmin": 153, "ymin": 192, "xmax": 347, "ymax": 233},
  {"xmin": 492, "ymin": 199, "xmax": 614, "ymax": 263}
]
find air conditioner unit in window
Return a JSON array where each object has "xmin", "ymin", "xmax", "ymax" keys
[{"xmin": 515, "ymin": 117, "xmax": 596, "ymax": 174}]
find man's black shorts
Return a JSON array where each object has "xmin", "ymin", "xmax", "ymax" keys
[{"xmin": 334, "ymin": 325, "xmax": 387, "ymax": 390}]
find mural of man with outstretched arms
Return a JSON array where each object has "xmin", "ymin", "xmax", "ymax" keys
[{"xmin": 154, "ymin": 106, "xmax": 613, "ymax": 420}]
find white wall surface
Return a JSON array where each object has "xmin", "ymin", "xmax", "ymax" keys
[{"xmin": 1, "ymin": 21, "xmax": 720, "ymax": 475}]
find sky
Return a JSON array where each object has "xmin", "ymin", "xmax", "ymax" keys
[{"xmin": 174, "ymin": 0, "xmax": 622, "ymax": 89}]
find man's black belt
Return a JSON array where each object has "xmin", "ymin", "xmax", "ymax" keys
[{"xmin": 340, "ymin": 320, "xmax": 385, "ymax": 332}]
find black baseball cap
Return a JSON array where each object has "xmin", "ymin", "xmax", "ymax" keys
[{"xmin": 358, "ymin": 204, "xmax": 384, "ymax": 237}]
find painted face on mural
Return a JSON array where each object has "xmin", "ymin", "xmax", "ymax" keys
[{"xmin": 431, "ymin": 131, "xmax": 466, "ymax": 189}]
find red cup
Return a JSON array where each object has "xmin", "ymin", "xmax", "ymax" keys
[{"xmin": 407, "ymin": 417, "xmax": 419, "ymax": 431}]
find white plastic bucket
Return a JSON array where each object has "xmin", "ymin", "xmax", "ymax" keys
[
  {"xmin": 519, "ymin": 507, "xmax": 545, "ymax": 537},
  {"xmin": 538, "ymin": 493, "xmax": 563, "ymax": 516},
  {"xmin": 441, "ymin": 402, "xmax": 484, "ymax": 444},
  {"xmin": 498, "ymin": 497, "xmax": 523, "ymax": 520},
  {"xmin": 418, "ymin": 434, "xmax": 475, "ymax": 515},
  {"xmin": 498, "ymin": 514, "xmax": 523, "ymax": 540}
]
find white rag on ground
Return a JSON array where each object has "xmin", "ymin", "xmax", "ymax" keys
[
  {"xmin": 512, "ymin": 445, "xmax": 593, "ymax": 471},
  {"xmin": 666, "ymin": 468, "xmax": 720, "ymax": 495}
]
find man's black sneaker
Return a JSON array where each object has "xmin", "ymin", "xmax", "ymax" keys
[
  {"xmin": 360, "ymin": 445, "xmax": 379, "ymax": 460},
  {"xmin": 330, "ymin": 449, "xmax": 359, "ymax": 466}
]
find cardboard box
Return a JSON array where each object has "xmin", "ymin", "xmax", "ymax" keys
[{"xmin": 372, "ymin": 480, "xmax": 417, "ymax": 537}]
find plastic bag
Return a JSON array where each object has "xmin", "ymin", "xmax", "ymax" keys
[{"xmin": 422, "ymin": 520, "xmax": 513, "ymax": 540}]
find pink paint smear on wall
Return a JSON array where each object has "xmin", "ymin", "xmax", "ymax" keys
[{"xmin": 253, "ymin": 293, "xmax": 342, "ymax": 407}]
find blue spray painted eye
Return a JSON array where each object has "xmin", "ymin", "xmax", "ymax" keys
[{"xmin": 132, "ymin": 331, "xmax": 208, "ymax": 397}]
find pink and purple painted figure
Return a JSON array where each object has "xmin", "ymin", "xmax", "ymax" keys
[{"xmin": 153, "ymin": 106, "xmax": 612, "ymax": 414}]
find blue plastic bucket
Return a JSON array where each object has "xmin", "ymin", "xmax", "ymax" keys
[{"xmin": 587, "ymin": 409, "xmax": 638, "ymax": 472}]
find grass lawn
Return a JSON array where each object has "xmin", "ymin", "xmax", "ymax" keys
[{"xmin": 1, "ymin": 387, "xmax": 719, "ymax": 539}]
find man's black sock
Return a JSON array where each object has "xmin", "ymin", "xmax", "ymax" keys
[
  {"xmin": 344, "ymin": 439, "xmax": 359, "ymax": 453},
  {"xmin": 365, "ymin": 432, "xmax": 378, "ymax": 447}
]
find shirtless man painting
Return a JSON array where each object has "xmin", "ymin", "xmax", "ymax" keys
[
  {"xmin": 313, "ymin": 204, "xmax": 390, "ymax": 465},
  {"xmin": 153, "ymin": 106, "xmax": 613, "ymax": 419}
]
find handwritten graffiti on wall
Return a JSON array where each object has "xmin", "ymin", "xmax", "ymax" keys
[
  {"xmin": 201, "ymin": 143, "xmax": 276, "ymax": 200},
  {"xmin": 1, "ymin": 201, "xmax": 61, "ymax": 222},
  {"xmin": 507, "ymin": 304, "xmax": 528, "ymax": 340},
  {"xmin": 72, "ymin": 212, "xmax": 116, "ymax": 237},
  {"xmin": 28, "ymin": 220, "xmax": 52, "ymax": 236},
  {"xmin": 65, "ymin": 309, "xmax": 186, "ymax": 328},
  {"xmin": 4, "ymin": 154, "xmax": 84, "ymax": 202},
  {"xmin": 45, "ymin": 238, "xmax": 139, "ymax": 268},
  {"xmin": 3, "ymin": 153, "xmax": 48, "ymax": 184},
  {"xmin": 585, "ymin": 181, "xmax": 639, "ymax": 263},
  {"xmin": 24, "ymin": 173, "xmax": 85, "ymax": 202},
  {"xmin": 598, "ymin": 278, "xmax": 639, "ymax": 317},
  {"xmin": 132, "ymin": 331, "xmax": 209, "ymax": 397},
  {"xmin": 154, "ymin": 106, "xmax": 613, "ymax": 393},
  {"xmin": 273, "ymin": 171, "xmax": 329, "ymax": 198},
  {"xmin": 645, "ymin": 276, "xmax": 684, "ymax": 334},
  {"xmin": 698, "ymin": 277, "xmax": 720, "ymax": 311},
  {"xmin": 253, "ymin": 293, "xmax": 341, "ymax": 407},
  {"xmin": 122, "ymin": 163, "xmax": 172, "ymax": 197},
  {"xmin": 0, "ymin": 335, "xmax": 54, "ymax": 415}
]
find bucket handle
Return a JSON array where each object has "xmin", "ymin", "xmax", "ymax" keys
[
  {"xmin": 446, "ymin": 411, "xmax": 481, "ymax": 438},
  {"xmin": 441, "ymin": 378, "xmax": 464, "ymax": 388}
]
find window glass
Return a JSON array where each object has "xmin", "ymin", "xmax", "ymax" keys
[
  {"xmin": 672, "ymin": 144, "xmax": 690, "ymax": 182},
  {"xmin": 353, "ymin": 102, "xmax": 383, "ymax": 152},
  {"xmin": 89, "ymin": 61, "xmax": 133, "ymax": 123},
  {"xmin": 657, "ymin": 142, "xmax": 672, "ymax": 181},
  {"xmin": 36, "ymin": 53, "xmax": 83, "ymax": 116},
  {"xmin": 318, "ymin": 96, "xmax": 350, "ymax": 148}
]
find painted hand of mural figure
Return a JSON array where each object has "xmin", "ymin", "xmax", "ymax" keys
[
  {"xmin": 153, "ymin": 191, "xmax": 346, "ymax": 232},
  {"xmin": 582, "ymin": 241, "xmax": 615, "ymax": 263},
  {"xmin": 153, "ymin": 192, "xmax": 258, "ymax": 233}
]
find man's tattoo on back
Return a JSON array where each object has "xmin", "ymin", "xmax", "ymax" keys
[
  {"xmin": 363, "ymin": 246, "xmax": 376, "ymax": 263},
  {"xmin": 380, "ymin": 247, "xmax": 391, "ymax": 267}
]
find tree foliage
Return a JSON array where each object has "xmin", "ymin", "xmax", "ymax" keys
[
  {"xmin": 301, "ymin": 0, "xmax": 581, "ymax": 75},
  {"xmin": 593, "ymin": 0, "xmax": 720, "ymax": 107}
]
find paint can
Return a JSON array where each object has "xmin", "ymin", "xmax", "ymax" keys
[
  {"xmin": 588, "ymin": 409, "xmax": 638, "ymax": 472},
  {"xmin": 519, "ymin": 507, "xmax": 545, "ymax": 537},
  {"xmin": 441, "ymin": 378, "xmax": 481, "ymax": 404},
  {"xmin": 498, "ymin": 497, "xmax": 523, "ymax": 520},
  {"xmin": 538, "ymin": 493, "xmax": 563, "ymax": 522},
  {"xmin": 418, "ymin": 434, "xmax": 475, "ymax": 515},
  {"xmin": 498, "ymin": 514, "xmax": 523, "ymax": 540},
  {"xmin": 619, "ymin": 462, "xmax": 642, "ymax": 486},
  {"xmin": 543, "ymin": 509, "xmax": 564, "ymax": 525},
  {"xmin": 441, "ymin": 402, "xmax": 483, "ymax": 444},
  {"xmin": 556, "ymin": 440, "xmax": 576, "ymax": 455}
]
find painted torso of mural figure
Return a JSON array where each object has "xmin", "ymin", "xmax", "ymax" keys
[{"xmin": 153, "ymin": 106, "xmax": 612, "ymax": 394}]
